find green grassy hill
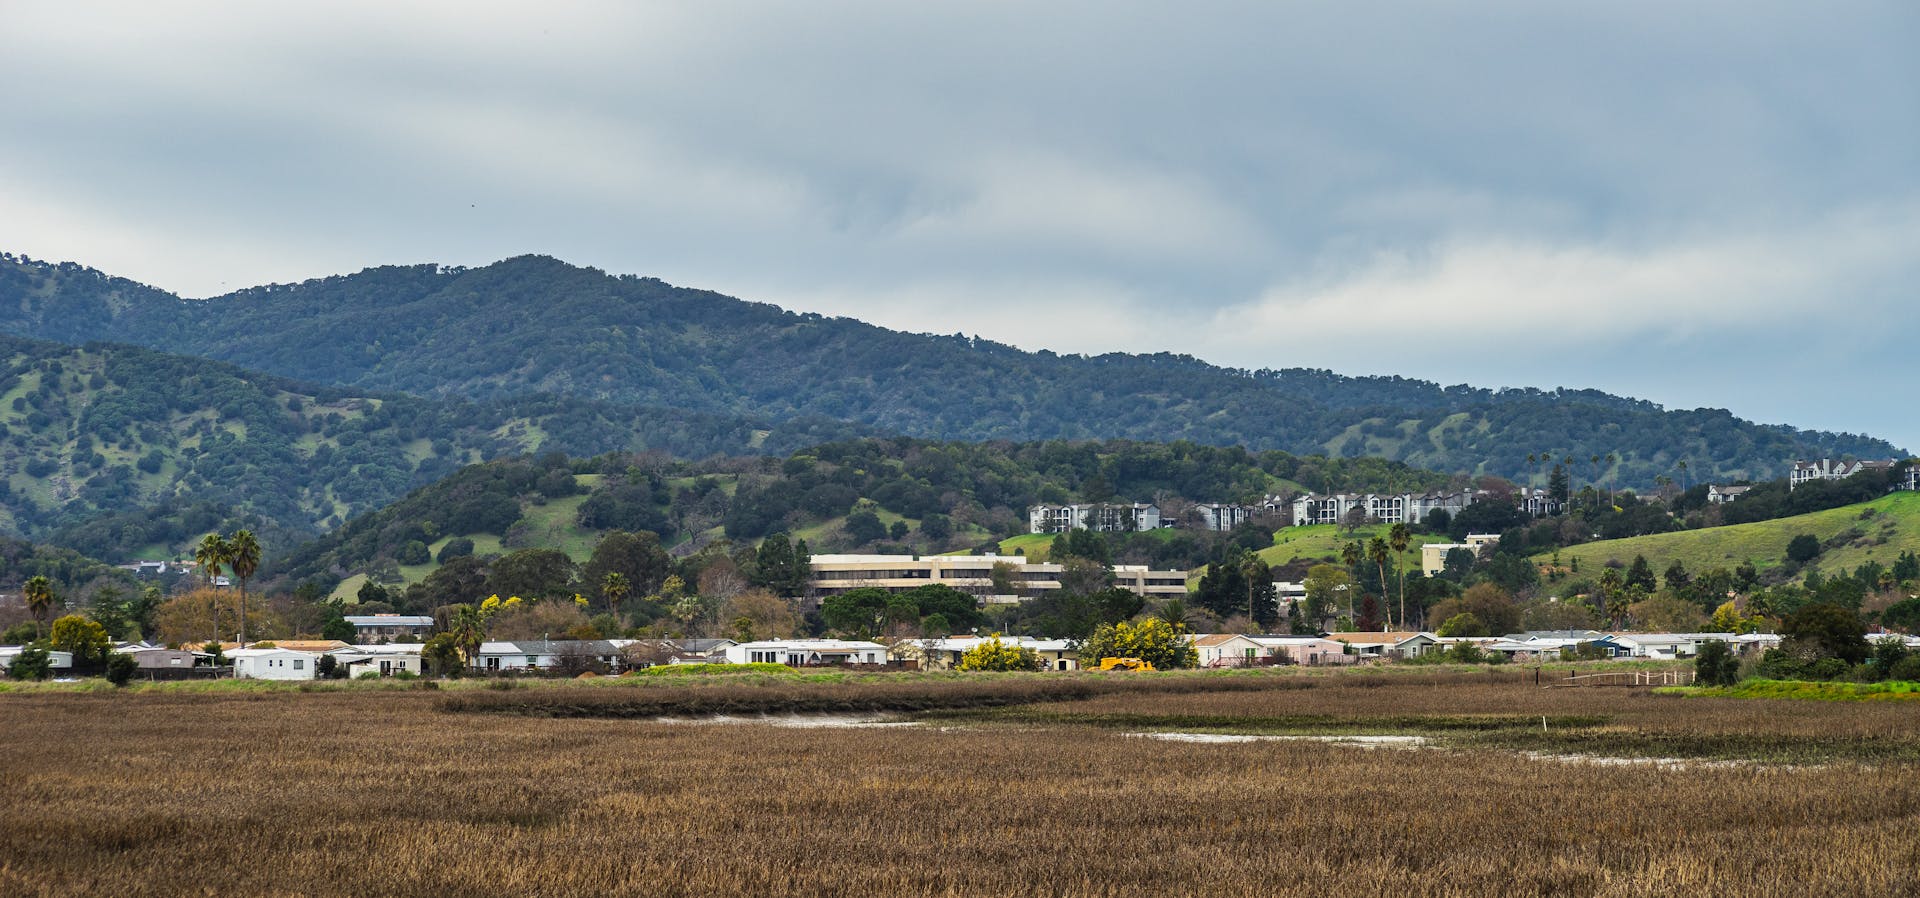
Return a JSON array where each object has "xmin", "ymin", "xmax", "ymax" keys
[
  {"xmin": 1533, "ymin": 492, "xmax": 1920, "ymax": 579},
  {"xmin": 1255, "ymin": 523, "xmax": 1426, "ymax": 573}
]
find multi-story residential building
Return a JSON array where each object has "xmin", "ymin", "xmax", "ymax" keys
[
  {"xmin": 1255, "ymin": 494, "xmax": 1296, "ymax": 525},
  {"xmin": 1516, "ymin": 487, "xmax": 1563, "ymax": 517},
  {"xmin": 1789, "ymin": 458, "xmax": 1898, "ymax": 491},
  {"xmin": 1027, "ymin": 503, "xmax": 1163, "ymax": 534},
  {"xmin": 1289, "ymin": 490, "xmax": 1481, "ymax": 527},
  {"xmin": 1292, "ymin": 492, "xmax": 1361, "ymax": 526},
  {"xmin": 807, "ymin": 554, "xmax": 1187, "ymax": 603},
  {"xmin": 1190, "ymin": 502, "xmax": 1251, "ymax": 532}
]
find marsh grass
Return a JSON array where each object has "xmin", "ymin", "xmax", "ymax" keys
[
  {"xmin": 982, "ymin": 675, "xmax": 1920, "ymax": 763},
  {"xmin": 438, "ymin": 669, "xmax": 1303, "ymax": 717},
  {"xmin": 3, "ymin": 686, "xmax": 1918, "ymax": 896}
]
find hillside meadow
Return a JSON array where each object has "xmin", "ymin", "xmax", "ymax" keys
[
  {"xmin": 1255, "ymin": 521, "xmax": 1425, "ymax": 571},
  {"xmin": 3, "ymin": 670, "xmax": 1918, "ymax": 896},
  {"xmin": 1535, "ymin": 491, "xmax": 1920, "ymax": 579}
]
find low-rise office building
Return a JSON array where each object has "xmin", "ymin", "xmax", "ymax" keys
[
  {"xmin": 1420, "ymin": 534, "xmax": 1500, "ymax": 576},
  {"xmin": 808, "ymin": 554, "xmax": 1188, "ymax": 603}
]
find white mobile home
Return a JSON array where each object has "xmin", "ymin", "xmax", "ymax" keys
[
  {"xmin": 228, "ymin": 648, "xmax": 318, "ymax": 680},
  {"xmin": 725, "ymin": 639, "xmax": 889, "ymax": 666},
  {"xmin": 332, "ymin": 644, "xmax": 425, "ymax": 677},
  {"xmin": 0, "ymin": 647, "xmax": 75, "ymax": 673},
  {"xmin": 474, "ymin": 640, "xmax": 623, "ymax": 672},
  {"xmin": 895, "ymin": 637, "xmax": 1079, "ymax": 671}
]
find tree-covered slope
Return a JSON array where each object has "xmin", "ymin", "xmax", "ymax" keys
[
  {"xmin": 0, "ymin": 252, "xmax": 1897, "ymax": 487},
  {"xmin": 0, "ymin": 334, "xmax": 869, "ymax": 552},
  {"xmin": 267, "ymin": 438, "xmax": 1444, "ymax": 599}
]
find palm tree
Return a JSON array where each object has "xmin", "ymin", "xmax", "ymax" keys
[
  {"xmin": 22, "ymin": 575, "xmax": 54, "ymax": 639},
  {"xmin": 1238, "ymin": 551, "xmax": 1269, "ymax": 629},
  {"xmin": 601, "ymin": 571, "xmax": 631, "ymax": 614},
  {"xmin": 1367, "ymin": 537, "xmax": 1390, "ymax": 629},
  {"xmin": 227, "ymin": 530, "xmax": 261, "ymax": 647},
  {"xmin": 1676, "ymin": 460, "xmax": 1690, "ymax": 491},
  {"xmin": 449, "ymin": 605, "xmax": 485, "ymax": 668},
  {"xmin": 1156, "ymin": 598, "xmax": 1193, "ymax": 634},
  {"xmin": 1388, "ymin": 523, "xmax": 1410, "ymax": 631},
  {"xmin": 194, "ymin": 533, "xmax": 232, "ymax": 643},
  {"xmin": 1340, "ymin": 541, "xmax": 1363, "ymax": 620},
  {"xmin": 1597, "ymin": 568, "xmax": 1624, "ymax": 628}
]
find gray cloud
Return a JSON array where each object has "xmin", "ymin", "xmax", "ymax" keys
[{"xmin": 2, "ymin": 1, "xmax": 1916, "ymax": 447}]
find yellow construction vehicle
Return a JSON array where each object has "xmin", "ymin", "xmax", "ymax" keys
[{"xmin": 1097, "ymin": 657, "xmax": 1156, "ymax": 672}]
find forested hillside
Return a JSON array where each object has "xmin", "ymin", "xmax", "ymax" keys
[
  {"xmin": 1, "ymin": 253, "xmax": 1897, "ymax": 487},
  {"xmin": 266, "ymin": 438, "xmax": 1443, "ymax": 599},
  {"xmin": 0, "ymin": 334, "xmax": 868, "ymax": 553}
]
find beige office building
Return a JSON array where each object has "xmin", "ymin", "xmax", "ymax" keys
[
  {"xmin": 808, "ymin": 554, "xmax": 1188, "ymax": 604},
  {"xmin": 1419, "ymin": 534, "xmax": 1501, "ymax": 576}
]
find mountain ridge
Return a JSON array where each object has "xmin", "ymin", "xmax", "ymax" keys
[{"xmin": 0, "ymin": 251, "xmax": 1900, "ymax": 487}]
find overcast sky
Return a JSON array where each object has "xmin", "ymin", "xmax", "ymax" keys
[{"xmin": 3, "ymin": 2, "xmax": 1916, "ymax": 449}]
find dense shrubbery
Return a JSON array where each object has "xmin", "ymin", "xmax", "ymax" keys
[{"xmin": 1077, "ymin": 619, "xmax": 1198, "ymax": 670}]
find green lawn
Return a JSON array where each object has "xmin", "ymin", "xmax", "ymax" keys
[
  {"xmin": 793, "ymin": 506, "xmax": 913, "ymax": 546},
  {"xmin": 328, "ymin": 572, "xmax": 370, "ymax": 603},
  {"xmin": 1257, "ymin": 523, "xmax": 1426, "ymax": 571},
  {"xmin": 997, "ymin": 533, "xmax": 1057, "ymax": 560},
  {"xmin": 1534, "ymin": 492, "xmax": 1920, "ymax": 579}
]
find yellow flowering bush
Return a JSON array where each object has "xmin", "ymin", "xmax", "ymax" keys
[
  {"xmin": 956, "ymin": 635, "xmax": 1043, "ymax": 672},
  {"xmin": 1078, "ymin": 618, "xmax": 1197, "ymax": 670}
]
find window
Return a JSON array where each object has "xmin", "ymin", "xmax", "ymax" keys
[{"xmin": 293, "ymin": 659, "xmax": 305, "ymax": 670}]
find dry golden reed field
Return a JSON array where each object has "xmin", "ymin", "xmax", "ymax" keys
[{"xmin": 3, "ymin": 671, "xmax": 1918, "ymax": 897}]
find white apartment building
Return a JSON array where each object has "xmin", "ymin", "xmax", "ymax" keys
[
  {"xmin": 1290, "ymin": 490, "xmax": 1480, "ymax": 527},
  {"xmin": 1027, "ymin": 503, "xmax": 1162, "ymax": 534},
  {"xmin": 1190, "ymin": 503, "xmax": 1251, "ymax": 532},
  {"xmin": 1516, "ymin": 487, "xmax": 1563, "ymax": 517},
  {"xmin": 1788, "ymin": 458, "xmax": 1897, "ymax": 491}
]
